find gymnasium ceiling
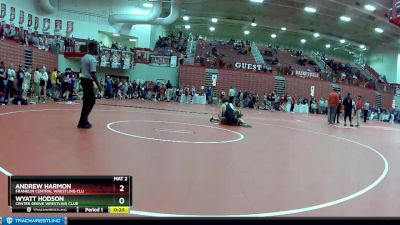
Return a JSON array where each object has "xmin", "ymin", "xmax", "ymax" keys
[{"xmin": 166, "ymin": 0, "xmax": 400, "ymax": 57}]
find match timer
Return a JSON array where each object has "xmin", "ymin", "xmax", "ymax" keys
[{"xmin": 8, "ymin": 176, "xmax": 132, "ymax": 214}]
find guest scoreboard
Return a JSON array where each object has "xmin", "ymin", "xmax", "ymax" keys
[{"xmin": 8, "ymin": 176, "xmax": 132, "ymax": 214}]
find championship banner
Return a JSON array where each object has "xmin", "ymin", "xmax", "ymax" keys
[
  {"xmin": 66, "ymin": 21, "xmax": 74, "ymax": 35},
  {"xmin": 34, "ymin": 16, "xmax": 39, "ymax": 30},
  {"xmin": 19, "ymin": 10, "xmax": 24, "ymax": 25},
  {"xmin": 121, "ymin": 51, "xmax": 133, "ymax": 69},
  {"xmin": 10, "ymin": 6, "xmax": 15, "ymax": 21},
  {"xmin": 54, "ymin": 19, "xmax": 62, "ymax": 32},
  {"xmin": 43, "ymin": 18, "xmax": 50, "ymax": 33},
  {"xmin": 295, "ymin": 70, "xmax": 320, "ymax": 79},
  {"xmin": 111, "ymin": 49, "xmax": 122, "ymax": 69},
  {"xmin": 27, "ymin": 14, "xmax": 32, "ymax": 27},
  {"xmin": 99, "ymin": 48, "xmax": 111, "ymax": 68},
  {"xmin": 0, "ymin": 3, "xmax": 6, "ymax": 19},
  {"xmin": 149, "ymin": 55, "xmax": 171, "ymax": 67}
]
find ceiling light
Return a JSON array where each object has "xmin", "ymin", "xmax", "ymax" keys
[
  {"xmin": 301, "ymin": 39, "xmax": 306, "ymax": 43},
  {"xmin": 183, "ymin": 16, "xmax": 189, "ymax": 21},
  {"xmin": 340, "ymin": 16, "xmax": 351, "ymax": 22},
  {"xmin": 304, "ymin": 7, "xmax": 317, "ymax": 13},
  {"xmin": 250, "ymin": 0, "xmax": 264, "ymax": 2},
  {"xmin": 211, "ymin": 18, "xmax": 218, "ymax": 23},
  {"xmin": 340, "ymin": 39, "xmax": 346, "ymax": 44},
  {"xmin": 375, "ymin": 27, "xmax": 384, "ymax": 33},
  {"xmin": 129, "ymin": 39, "xmax": 136, "ymax": 42},
  {"xmin": 271, "ymin": 34, "xmax": 277, "ymax": 38},
  {"xmin": 209, "ymin": 26, "xmax": 215, "ymax": 31},
  {"xmin": 360, "ymin": 44, "xmax": 366, "ymax": 49},
  {"xmin": 244, "ymin": 30, "xmax": 250, "ymax": 35},
  {"xmin": 113, "ymin": 33, "xmax": 120, "ymax": 37},
  {"xmin": 326, "ymin": 44, "xmax": 331, "ymax": 48},
  {"xmin": 364, "ymin": 4, "xmax": 376, "ymax": 11},
  {"xmin": 185, "ymin": 25, "xmax": 191, "ymax": 30},
  {"xmin": 281, "ymin": 27, "xmax": 287, "ymax": 31},
  {"xmin": 314, "ymin": 33, "xmax": 320, "ymax": 38},
  {"xmin": 251, "ymin": 22, "xmax": 257, "ymax": 27},
  {"xmin": 142, "ymin": 2, "xmax": 153, "ymax": 7}
]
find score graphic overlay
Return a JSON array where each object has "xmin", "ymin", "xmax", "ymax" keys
[{"xmin": 8, "ymin": 176, "xmax": 132, "ymax": 214}]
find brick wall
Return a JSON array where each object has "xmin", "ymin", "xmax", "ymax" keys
[
  {"xmin": 179, "ymin": 65, "xmax": 206, "ymax": 90},
  {"xmin": 179, "ymin": 65, "xmax": 394, "ymax": 108},
  {"xmin": 31, "ymin": 47, "xmax": 58, "ymax": 71},
  {"xmin": 382, "ymin": 92, "xmax": 393, "ymax": 109},
  {"xmin": 0, "ymin": 40, "xmax": 24, "ymax": 67},
  {"xmin": 217, "ymin": 69, "xmax": 275, "ymax": 95},
  {"xmin": 286, "ymin": 77, "xmax": 332, "ymax": 100},
  {"xmin": 0, "ymin": 40, "xmax": 58, "ymax": 70}
]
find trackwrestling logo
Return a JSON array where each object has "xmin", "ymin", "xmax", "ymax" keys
[{"xmin": 6, "ymin": 217, "xmax": 13, "ymax": 224}]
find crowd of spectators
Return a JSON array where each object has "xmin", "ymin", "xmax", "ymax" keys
[
  {"xmin": 155, "ymin": 31, "xmax": 188, "ymax": 56},
  {"xmin": 0, "ymin": 62, "xmax": 83, "ymax": 105}
]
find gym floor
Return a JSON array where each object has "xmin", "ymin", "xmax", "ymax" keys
[{"xmin": 0, "ymin": 99, "xmax": 399, "ymax": 217}]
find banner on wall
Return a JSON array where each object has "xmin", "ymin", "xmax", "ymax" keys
[
  {"xmin": 66, "ymin": 21, "xmax": 74, "ymax": 35},
  {"xmin": 34, "ymin": 16, "xmax": 39, "ymax": 30},
  {"xmin": 310, "ymin": 85, "xmax": 315, "ymax": 97},
  {"xmin": 27, "ymin": 14, "xmax": 32, "ymax": 27},
  {"xmin": 121, "ymin": 51, "xmax": 133, "ymax": 69},
  {"xmin": 0, "ymin": 3, "xmax": 6, "ymax": 19},
  {"xmin": 234, "ymin": 62, "xmax": 263, "ymax": 71},
  {"xmin": 99, "ymin": 48, "xmax": 111, "ymax": 68},
  {"xmin": 43, "ymin": 18, "xmax": 50, "ymax": 33},
  {"xmin": 111, "ymin": 49, "xmax": 122, "ymax": 69},
  {"xmin": 10, "ymin": 6, "xmax": 15, "ymax": 21},
  {"xmin": 149, "ymin": 55, "xmax": 171, "ymax": 67},
  {"xmin": 295, "ymin": 70, "xmax": 320, "ymax": 79},
  {"xmin": 55, "ymin": 19, "xmax": 62, "ymax": 32},
  {"xmin": 19, "ymin": 10, "xmax": 24, "ymax": 25}
]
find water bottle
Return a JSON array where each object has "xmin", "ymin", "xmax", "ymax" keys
[{"xmin": 18, "ymin": 101, "xmax": 21, "ymax": 105}]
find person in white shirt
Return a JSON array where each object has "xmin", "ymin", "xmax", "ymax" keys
[
  {"xmin": 5, "ymin": 64, "xmax": 16, "ymax": 101},
  {"xmin": 22, "ymin": 67, "xmax": 32, "ymax": 100},
  {"xmin": 39, "ymin": 66, "xmax": 49, "ymax": 103},
  {"xmin": 32, "ymin": 68, "xmax": 41, "ymax": 99}
]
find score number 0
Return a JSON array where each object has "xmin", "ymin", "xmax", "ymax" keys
[{"xmin": 119, "ymin": 185, "xmax": 125, "ymax": 205}]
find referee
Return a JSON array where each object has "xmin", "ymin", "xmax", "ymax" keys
[{"xmin": 78, "ymin": 42, "xmax": 102, "ymax": 129}]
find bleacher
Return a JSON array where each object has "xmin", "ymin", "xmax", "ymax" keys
[{"xmin": 194, "ymin": 40, "xmax": 256, "ymax": 68}]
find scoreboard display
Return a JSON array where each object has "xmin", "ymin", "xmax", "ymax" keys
[{"xmin": 8, "ymin": 176, "xmax": 132, "ymax": 214}]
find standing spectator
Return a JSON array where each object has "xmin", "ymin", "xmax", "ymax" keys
[
  {"xmin": 228, "ymin": 86, "xmax": 235, "ymax": 104},
  {"xmin": 39, "ymin": 66, "xmax": 49, "ymax": 103},
  {"xmin": 32, "ymin": 68, "xmax": 41, "ymax": 102},
  {"xmin": 290, "ymin": 94, "xmax": 296, "ymax": 113},
  {"xmin": 343, "ymin": 93, "xmax": 354, "ymax": 127},
  {"xmin": 5, "ymin": 64, "xmax": 16, "ymax": 102},
  {"xmin": 363, "ymin": 101, "xmax": 370, "ymax": 123},
  {"xmin": 50, "ymin": 68, "xmax": 59, "ymax": 100},
  {"xmin": 328, "ymin": 90, "xmax": 339, "ymax": 125},
  {"xmin": 105, "ymin": 76, "xmax": 113, "ymax": 99},
  {"xmin": 22, "ymin": 67, "xmax": 32, "ymax": 100},
  {"xmin": 16, "ymin": 65, "xmax": 25, "ymax": 95},
  {"xmin": 166, "ymin": 80, "xmax": 172, "ymax": 102},
  {"xmin": 0, "ymin": 62, "xmax": 6, "ymax": 94},
  {"xmin": 336, "ymin": 96, "xmax": 342, "ymax": 124},
  {"xmin": 355, "ymin": 96, "xmax": 363, "ymax": 127},
  {"xmin": 160, "ymin": 83, "xmax": 166, "ymax": 101}
]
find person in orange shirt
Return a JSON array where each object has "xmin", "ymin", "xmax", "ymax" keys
[
  {"xmin": 355, "ymin": 96, "xmax": 363, "ymax": 127},
  {"xmin": 328, "ymin": 90, "xmax": 339, "ymax": 125}
]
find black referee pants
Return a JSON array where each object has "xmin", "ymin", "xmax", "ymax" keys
[{"xmin": 79, "ymin": 78, "xmax": 96, "ymax": 125}]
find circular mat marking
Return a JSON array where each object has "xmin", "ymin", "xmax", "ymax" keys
[{"xmin": 107, "ymin": 120, "xmax": 245, "ymax": 144}]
